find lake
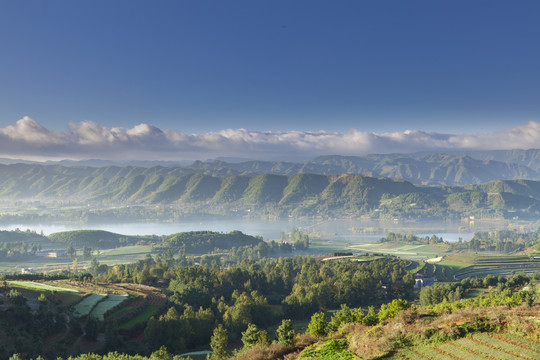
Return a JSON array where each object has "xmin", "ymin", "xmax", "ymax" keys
[{"xmin": 0, "ymin": 218, "xmax": 488, "ymax": 242}]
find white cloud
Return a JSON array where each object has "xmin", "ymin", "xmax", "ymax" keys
[{"xmin": 1, "ymin": 117, "xmax": 540, "ymax": 161}]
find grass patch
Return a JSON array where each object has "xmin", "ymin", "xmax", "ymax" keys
[
  {"xmin": 299, "ymin": 339, "xmax": 360, "ymax": 359},
  {"xmin": 55, "ymin": 291, "xmax": 85, "ymax": 306},
  {"xmin": 7, "ymin": 280, "xmax": 80, "ymax": 293},
  {"xmin": 463, "ymin": 288, "xmax": 489, "ymax": 299},
  {"xmin": 107, "ymin": 305, "xmax": 135, "ymax": 319},
  {"xmin": 348, "ymin": 241, "xmax": 450, "ymax": 260},
  {"xmin": 119, "ymin": 305, "xmax": 159, "ymax": 329},
  {"xmin": 99, "ymin": 245, "xmax": 152, "ymax": 256}
]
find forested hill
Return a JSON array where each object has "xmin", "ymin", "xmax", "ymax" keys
[
  {"xmin": 5, "ymin": 162, "xmax": 540, "ymax": 219},
  {"xmin": 3, "ymin": 150, "xmax": 540, "ymax": 186},
  {"xmin": 48, "ymin": 230, "xmax": 154, "ymax": 248},
  {"xmin": 46, "ymin": 230, "xmax": 263, "ymax": 252}
]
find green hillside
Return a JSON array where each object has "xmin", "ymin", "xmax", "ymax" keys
[
  {"xmin": 4, "ymin": 163, "xmax": 540, "ymax": 220},
  {"xmin": 48, "ymin": 230, "xmax": 152, "ymax": 248}
]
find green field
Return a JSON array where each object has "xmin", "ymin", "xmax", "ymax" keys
[
  {"xmin": 0, "ymin": 244, "xmax": 153, "ymax": 274},
  {"xmin": 73, "ymin": 294, "xmax": 107, "ymax": 317},
  {"xmin": 347, "ymin": 242, "xmax": 449, "ymax": 260},
  {"xmin": 89, "ymin": 294, "xmax": 128, "ymax": 320},
  {"xmin": 119, "ymin": 305, "xmax": 159, "ymax": 329},
  {"xmin": 450, "ymin": 255, "xmax": 540, "ymax": 279},
  {"xmin": 7, "ymin": 280, "xmax": 80, "ymax": 293},
  {"xmin": 98, "ymin": 245, "xmax": 152, "ymax": 257}
]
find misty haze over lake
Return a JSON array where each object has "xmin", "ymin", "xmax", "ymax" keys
[{"xmin": 0, "ymin": 218, "xmax": 501, "ymax": 242}]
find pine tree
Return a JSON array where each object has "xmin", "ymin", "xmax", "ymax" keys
[
  {"xmin": 276, "ymin": 319, "xmax": 296, "ymax": 345},
  {"xmin": 209, "ymin": 324, "xmax": 228, "ymax": 360}
]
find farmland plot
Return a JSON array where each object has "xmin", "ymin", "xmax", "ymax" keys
[
  {"xmin": 73, "ymin": 294, "xmax": 107, "ymax": 317},
  {"xmin": 90, "ymin": 294, "xmax": 128, "ymax": 321},
  {"xmin": 89, "ymin": 294, "xmax": 128, "ymax": 320},
  {"xmin": 7, "ymin": 280, "xmax": 80, "ymax": 293},
  {"xmin": 390, "ymin": 332, "xmax": 540, "ymax": 359}
]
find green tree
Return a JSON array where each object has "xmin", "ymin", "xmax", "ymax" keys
[
  {"xmin": 378, "ymin": 299, "xmax": 409, "ymax": 322},
  {"xmin": 90, "ymin": 257, "xmax": 100, "ymax": 274},
  {"xmin": 241, "ymin": 323, "xmax": 269, "ymax": 348},
  {"xmin": 276, "ymin": 319, "xmax": 296, "ymax": 346},
  {"xmin": 363, "ymin": 306, "xmax": 379, "ymax": 326},
  {"xmin": 83, "ymin": 246, "xmax": 92, "ymax": 259},
  {"xmin": 330, "ymin": 304, "xmax": 354, "ymax": 330},
  {"xmin": 307, "ymin": 312, "xmax": 329, "ymax": 337},
  {"xmin": 67, "ymin": 244, "xmax": 76, "ymax": 258},
  {"xmin": 209, "ymin": 324, "xmax": 228, "ymax": 360},
  {"xmin": 7, "ymin": 289, "xmax": 25, "ymax": 306},
  {"xmin": 38, "ymin": 293, "xmax": 47, "ymax": 304}
]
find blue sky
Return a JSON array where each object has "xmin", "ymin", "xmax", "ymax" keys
[{"xmin": 1, "ymin": 1, "xmax": 540, "ymax": 160}]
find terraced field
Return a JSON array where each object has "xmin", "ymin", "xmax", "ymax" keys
[
  {"xmin": 73, "ymin": 293, "xmax": 129, "ymax": 319},
  {"xmin": 347, "ymin": 242, "xmax": 449, "ymax": 260},
  {"xmin": 389, "ymin": 332, "xmax": 540, "ymax": 359},
  {"xmin": 89, "ymin": 294, "xmax": 128, "ymax": 320},
  {"xmin": 454, "ymin": 255, "xmax": 540, "ymax": 279},
  {"xmin": 73, "ymin": 294, "xmax": 107, "ymax": 317}
]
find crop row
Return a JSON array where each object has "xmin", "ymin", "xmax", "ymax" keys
[
  {"xmin": 499, "ymin": 333, "xmax": 540, "ymax": 352},
  {"xmin": 412, "ymin": 346, "xmax": 453, "ymax": 360},
  {"xmin": 473, "ymin": 333, "xmax": 540, "ymax": 359},
  {"xmin": 475, "ymin": 256, "xmax": 531, "ymax": 263},
  {"xmin": 455, "ymin": 266, "xmax": 540, "ymax": 279},
  {"xmin": 73, "ymin": 293, "xmax": 128, "ymax": 320},
  {"xmin": 89, "ymin": 294, "xmax": 128, "ymax": 320},
  {"xmin": 453, "ymin": 338, "xmax": 523, "ymax": 359},
  {"xmin": 393, "ymin": 348, "xmax": 425, "ymax": 359},
  {"xmin": 471, "ymin": 263, "xmax": 539, "ymax": 268},
  {"xmin": 437, "ymin": 342, "xmax": 478, "ymax": 360},
  {"xmin": 391, "ymin": 333, "xmax": 540, "ymax": 360},
  {"xmin": 73, "ymin": 294, "xmax": 107, "ymax": 317}
]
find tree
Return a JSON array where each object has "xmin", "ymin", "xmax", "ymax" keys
[
  {"xmin": 330, "ymin": 304, "xmax": 354, "ymax": 330},
  {"xmin": 71, "ymin": 258, "xmax": 79, "ymax": 273},
  {"xmin": 83, "ymin": 246, "xmax": 92, "ymax": 259},
  {"xmin": 363, "ymin": 306, "xmax": 379, "ymax": 326},
  {"xmin": 307, "ymin": 312, "xmax": 329, "ymax": 337},
  {"xmin": 209, "ymin": 324, "xmax": 228, "ymax": 360},
  {"xmin": 67, "ymin": 244, "xmax": 76, "ymax": 258},
  {"xmin": 7, "ymin": 289, "xmax": 26, "ymax": 306},
  {"xmin": 241, "ymin": 323, "xmax": 269, "ymax": 348},
  {"xmin": 276, "ymin": 319, "xmax": 296, "ymax": 345},
  {"xmin": 91, "ymin": 257, "xmax": 100, "ymax": 274},
  {"xmin": 38, "ymin": 293, "xmax": 47, "ymax": 304},
  {"xmin": 378, "ymin": 299, "xmax": 409, "ymax": 322}
]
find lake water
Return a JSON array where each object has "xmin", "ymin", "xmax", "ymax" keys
[{"xmin": 0, "ymin": 218, "xmax": 482, "ymax": 242}]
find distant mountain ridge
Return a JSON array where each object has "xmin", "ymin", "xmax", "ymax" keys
[
  {"xmin": 189, "ymin": 153, "xmax": 539, "ymax": 185},
  {"xmin": 2, "ymin": 163, "xmax": 540, "ymax": 219},
  {"xmin": 4, "ymin": 149, "xmax": 540, "ymax": 185}
]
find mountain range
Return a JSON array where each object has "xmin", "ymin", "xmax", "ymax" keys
[
  {"xmin": 3, "ymin": 162, "xmax": 540, "ymax": 220},
  {"xmin": 5, "ymin": 149, "xmax": 540, "ymax": 185}
]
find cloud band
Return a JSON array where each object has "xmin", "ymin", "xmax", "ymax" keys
[{"xmin": 1, "ymin": 117, "xmax": 539, "ymax": 161}]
